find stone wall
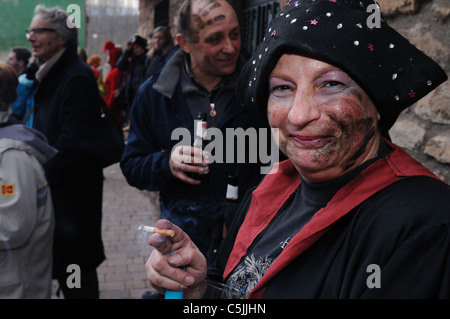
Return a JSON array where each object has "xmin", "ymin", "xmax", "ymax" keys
[
  {"xmin": 138, "ymin": 0, "xmax": 155, "ymax": 38},
  {"xmin": 138, "ymin": 0, "xmax": 180, "ymax": 40},
  {"xmin": 379, "ymin": 0, "xmax": 450, "ymax": 183}
]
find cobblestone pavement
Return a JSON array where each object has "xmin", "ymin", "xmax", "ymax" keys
[{"xmin": 52, "ymin": 163, "xmax": 161, "ymax": 299}]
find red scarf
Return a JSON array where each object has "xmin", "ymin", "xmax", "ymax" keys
[{"xmin": 223, "ymin": 139, "xmax": 442, "ymax": 298}]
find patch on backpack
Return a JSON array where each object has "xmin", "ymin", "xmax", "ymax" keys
[{"xmin": 1, "ymin": 184, "xmax": 14, "ymax": 196}]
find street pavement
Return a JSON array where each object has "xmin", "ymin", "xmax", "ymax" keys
[{"xmin": 52, "ymin": 163, "xmax": 160, "ymax": 299}]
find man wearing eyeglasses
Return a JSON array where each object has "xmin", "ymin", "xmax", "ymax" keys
[
  {"xmin": 26, "ymin": 26, "xmax": 61, "ymax": 64},
  {"xmin": 25, "ymin": 5, "xmax": 107, "ymax": 299}
]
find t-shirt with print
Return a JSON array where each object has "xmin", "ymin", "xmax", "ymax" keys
[{"xmin": 226, "ymin": 139, "xmax": 391, "ymax": 298}]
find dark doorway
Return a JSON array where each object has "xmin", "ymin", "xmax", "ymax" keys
[
  {"xmin": 155, "ymin": 0, "xmax": 170, "ymax": 27},
  {"xmin": 241, "ymin": 0, "xmax": 280, "ymax": 55}
]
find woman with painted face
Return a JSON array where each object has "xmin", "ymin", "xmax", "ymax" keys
[{"xmin": 145, "ymin": 0, "xmax": 449, "ymax": 299}]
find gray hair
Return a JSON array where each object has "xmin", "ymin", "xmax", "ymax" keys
[{"xmin": 34, "ymin": 5, "xmax": 78, "ymax": 47}]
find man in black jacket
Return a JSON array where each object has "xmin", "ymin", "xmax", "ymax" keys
[
  {"xmin": 121, "ymin": 0, "xmax": 271, "ymax": 262},
  {"xmin": 27, "ymin": 5, "xmax": 106, "ymax": 299}
]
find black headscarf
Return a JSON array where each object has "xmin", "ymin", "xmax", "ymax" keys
[{"xmin": 236, "ymin": 0, "xmax": 447, "ymax": 134}]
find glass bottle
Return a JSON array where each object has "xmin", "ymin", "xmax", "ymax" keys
[
  {"xmin": 226, "ymin": 174, "xmax": 238, "ymax": 202},
  {"xmin": 190, "ymin": 112, "xmax": 209, "ymax": 179}
]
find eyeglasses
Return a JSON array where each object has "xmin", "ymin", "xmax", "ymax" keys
[{"xmin": 25, "ymin": 28, "xmax": 56, "ymax": 39}]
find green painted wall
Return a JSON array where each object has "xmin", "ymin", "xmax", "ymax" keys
[{"xmin": 0, "ymin": 0, "xmax": 85, "ymax": 51}]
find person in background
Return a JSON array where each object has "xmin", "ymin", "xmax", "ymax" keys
[
  {"xmin": 103, "ymin": 41, "xmax": 124, "ymax": 127},
  {"xmin": 0, "ymin": 62, "xmax": 57, "ymax": 299},
  {"xmin": 26, "ymin": 5, "xmax": 106, "ymax": 299},
  {"xmin": 10, "ymin": 61, "xmax": 39, "ymax": 126},
  {"xmin": 145, "ymin": 26, "xmax": 175, "ymax": 78},
  {"xmin": 77, "ymin": 47, "xmax": 87, "ymax": 63},
  {"xmin": 121, "ymin": 0, "xmax": 269, "ymax": 265},
  {"xmin": 116, "ymin": 34, "xmax": 149, "ymax": 130},
  {"xmin": 7, "ymin": 47, "xmax": 31, "ymax": 76},
  {"xmin": 87, "ymin": 54, "xmax": 106, "ymax": 98},
  {"xmin": 8, "ymin": 47, "xmax": 37, "ymax": 125},
  {"xmin": 145, "ymin": 0, "xmax": 449, "ymax": 299}
]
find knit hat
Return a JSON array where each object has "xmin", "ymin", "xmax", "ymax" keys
[
  {"xmin": 129, "ymin": 35, "xmax": 148, "ymax": 50},
  {"xmin": 236, "ymin": 0, "xmax": 447, "ymax": 134}
]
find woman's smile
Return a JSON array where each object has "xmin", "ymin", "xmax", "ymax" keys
[{"xmin": 268, "ymin": 54, "xmax": 381, "ymax": 182}]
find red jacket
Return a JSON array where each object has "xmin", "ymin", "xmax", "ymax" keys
[{"xmin": 103, "ymin": 68, "xmax": 124, "ymax": 126}]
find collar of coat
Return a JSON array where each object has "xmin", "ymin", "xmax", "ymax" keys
[
  {"xmin": 223, "ymin": 138, "xmax": 443, "ymax": 298},
  {"xmin": 152, "ymin": 48, "xmax": 186, "ymax": 99},
  {"xmin": 35, "ymin": 48, "xmax": 66, "ymax": 82}
]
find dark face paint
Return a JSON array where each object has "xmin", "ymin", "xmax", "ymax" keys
[
  {"xmin": 268, "ymin": 54, "xmax": 381, "ymax": 183},
  {"xmin": 191, "ymin": 1, "xmax": 223, "ymax": 43}
]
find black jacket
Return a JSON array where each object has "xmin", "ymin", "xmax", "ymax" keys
[
  {"xmin": 121, "ymin": 49, "xmax": 272, "ymax": 258},
  {"xmin": 33, "ymin": 44, "xmax": 105, "ymax": 276},
  {"xmin": 209, "ymin": 144, "xmax": 450, "ymax": 298}
]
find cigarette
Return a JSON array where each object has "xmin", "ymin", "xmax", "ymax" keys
[{"xmin": 138, "ymin": 225, "xmax": 175, "ymax": 237}]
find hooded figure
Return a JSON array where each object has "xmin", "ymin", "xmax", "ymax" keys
[{"xmin": 103, "ymin": 41, "xmax": 124, "ymax": 127}]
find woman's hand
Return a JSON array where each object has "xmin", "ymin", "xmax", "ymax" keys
[{"xmin": 145, "ymin": 219, "xmax": 208, "ymax": 299}]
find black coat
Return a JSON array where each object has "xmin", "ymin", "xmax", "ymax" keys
[
  {"xmin": 33, "ymin": 44, "xmax": 105, "ymax": 277},
  {"xmin": 209, "ymin": 147, "xmax": 450, "ymax": 298}
]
